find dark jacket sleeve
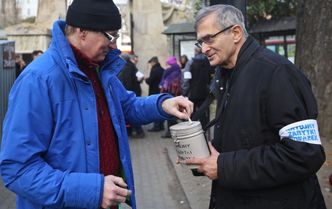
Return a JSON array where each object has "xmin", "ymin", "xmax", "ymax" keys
[
  {"xmin": 145, "ymin": 67, "xmax": 157, "ymax": 86},
  {"xmin": 118, "ymin": 63, "xmax": 141, "ymax": 95},
  {"xmin": 218, "ymin": 64, "xmax": 326, "ymax": 189},
  {"xmin": 118, "ymin": 64, "xmax": 133, "ymax": 90}
]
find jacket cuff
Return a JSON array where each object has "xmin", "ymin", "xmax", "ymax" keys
[
  {"xmin": 217, "ymin": 153, "xmax": 227, "ymax": 186},
  {"xmin": 63, "ymin": 173, "xmax": 103, "ymax": 209},
  {"xmin": 99, "ymin": 175, "xmax": 105, "ymax": 208},
  {"xmin": 157, "ymin": 93, "xmax": 174, "ymax": 118}
]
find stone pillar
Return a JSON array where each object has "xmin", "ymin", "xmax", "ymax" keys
[
  {"xmin": 132, "ymin": 0, "xmax": 169, "ymax": 95},
  {"xmin": 36, "ymin": 0, "xmax": 67, "ymax": 27}
]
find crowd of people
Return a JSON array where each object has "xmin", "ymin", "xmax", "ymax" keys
[
  {"xmin": 0, "ymin": 0, "xmax": 327, "ymax": 209},
  {"xmin": 117, "ymin": 49, "xmax": 213, "ymax": 139}
]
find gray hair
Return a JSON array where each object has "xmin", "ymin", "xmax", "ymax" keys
[
  {"xmin": 64, "ymin": 25, "xmax": 77, "ymax": 36},
  {"xmin": 195, "ymin": 4, "xmax": 248, "ymax": 37}
]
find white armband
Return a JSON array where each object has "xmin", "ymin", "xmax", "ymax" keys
[{"xmin": 279, "ymin": 119, "xmax": 321, "ymax": 145}]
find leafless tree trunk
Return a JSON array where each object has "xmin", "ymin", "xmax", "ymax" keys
[{"xmin": 295, "ymin": 0, "xmax": 332, "ymax": 140}]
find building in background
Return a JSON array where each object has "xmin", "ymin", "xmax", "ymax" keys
[
  {"xmin": 16, "ymin": 0, "xmax": 38, "ymax": 19},
  {"xmin": 250, "ymin": 16, "xmax": 296, "ymax": 63},
  {"xmin": 4, "ymin": 0, "xmax": 197, "ymax": 87}
]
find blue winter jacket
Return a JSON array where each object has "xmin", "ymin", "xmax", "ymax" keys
[{"xmin": 0, "ymin": 20, "xmax": 171, "ymax": 209}]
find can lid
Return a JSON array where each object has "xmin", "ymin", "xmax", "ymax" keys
[{"xmin": 170, "ymin": 121, "xmax": 203, "ymax": 137}]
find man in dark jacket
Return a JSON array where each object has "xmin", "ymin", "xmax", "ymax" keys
[
  {"xmin": 118, "ymin": 53, "xmax": 145, "ymax": 138},
  {"xmin": 183, "ymin": 4, "xmax": 326, "ymax": 209},
  {"xmin": 118, "ymin": 53, "xmax": 142, "ymax": 97},
  {"xmin": 145, "ymin": 56, "xmax": 165, "ymax": 131},
  {"xmin": 0, "ymin": 0, "xmax": 194, "ymax": 208},
  {"xmin": 146, "ymin": 56, "xmax": 164, "ymax": 95}
]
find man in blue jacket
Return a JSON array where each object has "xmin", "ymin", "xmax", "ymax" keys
[{"xmin": 0, "ymin": 0, "xmax": 193, "ymax": 209}]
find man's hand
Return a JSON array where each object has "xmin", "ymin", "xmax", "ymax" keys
[
  {"xmin": 162, "ymin": 96, "xmax": 194, "ymax": 120},
  {"xmin": 182, "ymin": 142, "xmax": 220, "ymax": 180},
  {"xmin": 101, "ymin": 175, "xmax": 131, "ymax": 208}
]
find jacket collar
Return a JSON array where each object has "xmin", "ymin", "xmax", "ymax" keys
[
  {"xmin": 70, "ymin": 44, "xmax": 99, "ymax": 69},
  {"xmin": 50, "ymin": 20, "xmax": 125, "ymax": 77},
  {"xmin": 217, "ymin": 36, "xmax": 261, "ymax": 91},
  {"xmin": 235, "ymin": 36, "xmax": 260, "ymax": 70}
]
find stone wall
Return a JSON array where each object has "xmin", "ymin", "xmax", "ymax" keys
[{"xmin": 5, "ymin": 23, "xmax": 51, "ymax": 54}]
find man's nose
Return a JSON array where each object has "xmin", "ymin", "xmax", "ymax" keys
[
  {"xmin": 201, "ymin": 43, "xmax": 209, "ymax": 54},
  {"xmin": 108, "ymin": 42, "xmax": 117, "ymax": 50}
]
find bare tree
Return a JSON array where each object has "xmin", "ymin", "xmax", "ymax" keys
[{"xmin": 295, "ymin": 0, "xmax": 332, "ymax": 140}]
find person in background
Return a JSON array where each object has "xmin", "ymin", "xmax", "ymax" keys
[
  {"xmin": 131, "ymin": 54, "xmax": 145, "ymax": 84},
  {"xmin": 118, "ymin": 53, "xmax": 145, "ymax": 138},
  {"xmin": 179, "ymin": 54, "xmax": 189, "ymax": 95},
  {"xmin": 159, "ymin": 56, "xmax": 182, "ymax": 138},
  {"xmin": 145, "ymin": 56, "xmax": 165, "ymax": 132},
  {"xmin": 182, "ymin": 47, "xmax": 213, "ymax": 128},
  {"xmin": 179, "ymin": 54, "xmax": 188, "ymax": 69},
  {"xmin": 0, "ymin": 0, "xmax": 193, "ymax": 209},
  {"xmin": 130, "ymin": 54, "xmax": 139, "ymax": 65},
  {"xmin": 32, "ymin": 50, "xmax": 44, "ymax": 60},
  {"xmin": 15, "ymin": 53, "xmax": 26, "ymax": 78},
  {"xmin": 183, "ymin": 4, "xmax": 326, "ymax": 209}
]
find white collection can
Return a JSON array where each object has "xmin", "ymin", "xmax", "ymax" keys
[{"xmin": 170, "ymin": 121, "xmax": 210, "ymax": 169}]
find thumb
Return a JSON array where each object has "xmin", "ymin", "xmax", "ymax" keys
[{"xmin": 208, "ymin": 141, "xmax": 219, "ymax": 155}]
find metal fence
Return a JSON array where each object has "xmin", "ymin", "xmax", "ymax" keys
[{"xmin": 0, "ymin": 40, "xmax": 16, "ymax": 142}]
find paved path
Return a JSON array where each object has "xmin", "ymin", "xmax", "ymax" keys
[
  {"xmin": 317, "ymin": 138, "xmax": 332, "ymax": 209},
  {"xmin": 127, "ymin": 126, "xmax": 191, "ymax": 209},
  {"xmin": 0, "ymin": 179, "xmax": 15, "ymax": 209}
]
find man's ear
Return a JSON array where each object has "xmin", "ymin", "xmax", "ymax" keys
[{"xmin": 232, "ymin": 25, "xmax": 244, "ymax": 44}]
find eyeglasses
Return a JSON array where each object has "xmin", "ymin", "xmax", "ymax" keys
[
  {"xmin": 102, "ymin": 32, "xmax": 120, "ymax": 43},
  {"xmin": 195, "ymin": 25, "xmax": 234, "ymax": 48}
]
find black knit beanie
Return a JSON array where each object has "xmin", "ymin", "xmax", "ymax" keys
[{"xmin": 66, "ymin": 0, "xmax": 121, "ymax": 31}]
